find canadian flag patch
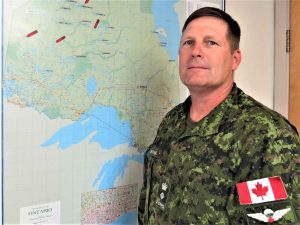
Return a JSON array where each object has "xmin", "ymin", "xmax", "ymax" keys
[{"xmin": 236, "ymin": 176, "xmax": 287, "ymax": 205}]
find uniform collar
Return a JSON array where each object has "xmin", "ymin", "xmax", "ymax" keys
[{"xmin": 177, "ymin": 83, "xmax": 239, "ymax": 139}]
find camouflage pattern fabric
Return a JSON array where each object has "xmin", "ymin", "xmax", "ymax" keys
[{"xmin": 138, "ymin": 83, "xmax": 300, "ymax": 225}]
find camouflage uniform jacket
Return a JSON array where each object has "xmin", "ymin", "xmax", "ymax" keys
[{"xmin": 138, "ymin": 84, "xmax": 300, "ymax": 225}]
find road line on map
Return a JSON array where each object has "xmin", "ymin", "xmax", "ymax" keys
[
  {"xmin": 26, "ymin": 30, "xmax": 38, "ymax": 37},
  {"xmin": 56, "ymin": 36, "xmax": 66, "ymax": 43},
  {"xmin": 94, "ymin": 19, "xmax": 100, "ymax": 29}
]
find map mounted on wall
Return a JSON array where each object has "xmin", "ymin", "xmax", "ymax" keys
[{"xmin": 2, "ymin": 0, "xmax": 223, "ymax": 223}]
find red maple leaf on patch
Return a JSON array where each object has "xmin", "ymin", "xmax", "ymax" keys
[{"xmin": 252, "ymin": 182, "xmax": 269, "ymax": 200}]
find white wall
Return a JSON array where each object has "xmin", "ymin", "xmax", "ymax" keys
[{"xmin": 227, "ymin": 0, "xmax": 275, "ymax": 109}]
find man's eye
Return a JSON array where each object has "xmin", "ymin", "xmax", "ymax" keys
[
  {"xmin": 183, "ymin": 40, "xmax": 193, "ymax": 46},
  {"xmin": 207, "ymin": 40, "xmax": 217, "ymax": 45}
]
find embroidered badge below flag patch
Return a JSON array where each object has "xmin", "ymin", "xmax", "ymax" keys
[
  {"xmin": 244, "ymin": 201, "xmax": 298, "ymax": 224},
  {"xmin": 236, "ymin": 176, "xmax": 287, "ymax": 205}
]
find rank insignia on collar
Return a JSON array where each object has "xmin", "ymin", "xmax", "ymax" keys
[
  {"xmin": 159, "ymin": 182, "xmax": 168, "ymax": 204},
  {"xmin": 247, "ymin": 208, "xmax": 290, "ymax": 223},
  {"xmin": 156, "ymin": 181, "xmax": 170, "ymax": 211},
  {"xmin": 162, "ymin": 182, "xmax": 168, "ymax": 191}
]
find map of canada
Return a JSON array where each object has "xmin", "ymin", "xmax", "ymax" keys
[{"xmin": 3, "ymin": 0, "xmax": 183, "ymax": 223}]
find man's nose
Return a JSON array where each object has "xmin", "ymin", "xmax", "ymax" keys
[{"xmin": 191, "ymin": 43, "xmax": 203, "ymax": 58}]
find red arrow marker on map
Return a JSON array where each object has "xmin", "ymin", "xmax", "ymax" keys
[
  {"xmin": 56, "ymin": 36, "xmax": 66, "ymax": 43},
  {"xmin": 94, "ymin": 19, "xmax": 100, "ymax": 29},
  {"xmin": 85, "ymin": 0, "xmax": 89, "ymax": 4},
  {"xmin": 26, "ymin": 30, "xmax": 38, "ymax": 37}
]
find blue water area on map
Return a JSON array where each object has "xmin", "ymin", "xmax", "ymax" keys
[
  {"xmin": 41, "ymin": 105, "xmax": 133, "ymax": 149},
  {"xmin": 35, "ymin": 64, "xmax": 53, "ymax": 79},
  {"xmin": 86, "ymin": 76, "xmax": 97, "ymax": 95},
  {"xmin": 60, "ymin": 56, "xmax": 75, "ymax": 65},
  {"xmin": 3, "ymin": 80, "xmax": 17, "ymax": 98},
  {"xmin": 152, "ymin": 0, "xmax": 181, "ymax": 61},
  {"xmin": 93, "ymin": 153, "xmax": 144, "ymax": 190},
  {"xmin": 110, "ymin": 209, "xmax": 137, "ymax": 225}
]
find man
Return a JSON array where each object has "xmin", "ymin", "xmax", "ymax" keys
[{"xmin": 138, "ymin": 7, "xmax": 300, "ymax": 225}]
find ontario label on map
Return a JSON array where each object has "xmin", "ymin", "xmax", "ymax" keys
[
  {"xmin": 81, "ymin": 184, "xmax": 138, "ymax": 224},
  {"xmin": 20, "ymin": 201, "xmax": 60, "ymax": 225}
]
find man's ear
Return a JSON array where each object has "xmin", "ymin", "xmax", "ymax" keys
[{"xmin": 232, "ymin": 49, "xmax": 242, "ymax": 71}]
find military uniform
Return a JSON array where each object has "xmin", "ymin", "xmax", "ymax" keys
[{"xmin": 138, "ymin": 84, "xmax": 300, "ymax": 225}]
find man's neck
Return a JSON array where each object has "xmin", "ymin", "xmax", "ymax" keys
[{"xmin": 189, "ymin": 83, "xmax": 233, "ymax": 122}]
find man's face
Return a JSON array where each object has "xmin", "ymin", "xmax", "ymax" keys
[{"xmin": 179, "ymin": 17, "xmax": 241, "ymax": 93}]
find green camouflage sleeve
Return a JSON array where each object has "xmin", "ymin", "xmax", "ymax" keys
[
  {"xmin": 258, "ymin": 123, "xmax": 300, "ymax": 222},
  {"xmin": 226, "ymin": 114, "xmax": 300, "ymax": 224}
]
